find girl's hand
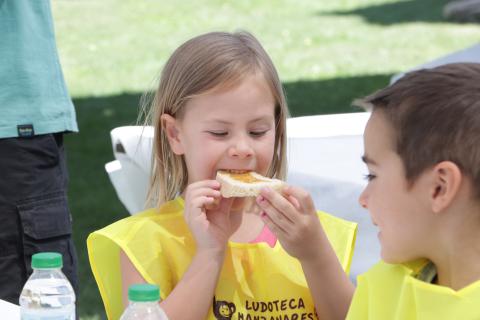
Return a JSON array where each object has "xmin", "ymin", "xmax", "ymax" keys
[
  {"xmin": 257, "ymin": 186, "xmax": 355, "ymax": 320},
  {"xmin": 256, "ymin": 185, "xmax": 325, "ymax": 261},
  {"xmin": 183, "ymin": 180, "xmax": 237, "ymax": 253}
]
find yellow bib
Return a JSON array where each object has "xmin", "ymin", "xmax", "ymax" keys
[
  {"xmin": 88, "ymin": 197, "xmax": 357, "ymax": 320},
  {"xmin": 347, "ymin": 260, "xmax": 480, "ymax": 320}
]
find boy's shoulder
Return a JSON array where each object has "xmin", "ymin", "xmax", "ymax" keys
[
  {"xmin": 351, "ymin": 260, "xmax": 480, "ymax": 319},
  {"xmin": 364, "ymin": 259, "xmax": 430, "ymax": 280}
]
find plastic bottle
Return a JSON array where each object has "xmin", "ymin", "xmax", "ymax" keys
[
  {"xmin": 19, "ymin": 252, "xmax": 75, "ymax": 320},
  {"xmin": 120, "ymin": 284, "xmax": 168, "ymax": 320}
]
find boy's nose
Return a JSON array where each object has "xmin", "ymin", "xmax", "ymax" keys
[
  {"xmin": 358, "ymin": 189, "xmax": 368, "ymax": 209},
  {"xmin": 228, "ymin": 138, "xmax": 253, "ymax": 159}
]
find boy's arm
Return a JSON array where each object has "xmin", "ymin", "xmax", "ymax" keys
[
  {"xmin": 257, "ymin": 186, "xmax": 354, "ymax": 320},
  {"xmin": 120, "ymin": 248, "xmax": 225, "ymax": 320}
]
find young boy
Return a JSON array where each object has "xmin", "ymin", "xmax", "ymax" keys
[{"xmin": 258, "ymin": 62, "xmax": 480, "ymax": 319}]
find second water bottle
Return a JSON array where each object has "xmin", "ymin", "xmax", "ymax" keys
[{"xmin": 120, "ymin": 283, "xmax": 168, "ymax": 320}]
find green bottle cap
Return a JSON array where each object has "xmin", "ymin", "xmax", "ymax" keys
[
  {"xmin": 128, "ymin": 284, "xmax": 160, "ymax": 302},
  {"xmin": 31, "ymin": 252, "xmax": 63, "ymax": 269}
]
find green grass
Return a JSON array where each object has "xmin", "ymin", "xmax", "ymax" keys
[{"xmin": 49, "ymin": 0, "xmax": 480, "ymax": 318}]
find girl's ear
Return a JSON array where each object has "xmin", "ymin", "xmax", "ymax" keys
[
  {"xmin": 430, "ymin": 161, "xmax": 462, "ymax": 213},
  {"xmin": 161, "ymin": 114, "xmax": 185, "ymax": 155}
]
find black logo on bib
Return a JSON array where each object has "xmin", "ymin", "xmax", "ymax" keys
[{"xmin": 213, "ymin": 296, "xmax": 236, "ymax": 320}]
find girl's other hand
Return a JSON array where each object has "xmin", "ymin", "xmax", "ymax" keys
[
  {"xmin": 256, "ymin": 185, "xmax": 325, "ymax": 261},
  {"xmin": 183, "ymin": 180, "xmax": 237, "ymax": 253}
]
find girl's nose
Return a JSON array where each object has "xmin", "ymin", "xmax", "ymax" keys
[
  {"xmin": 358, "ymin": 188, "xmax": 368, "ymax": 209},
  {"xmin": 228, "ymin": 137, "xmax": 253, "ymax": 159}
]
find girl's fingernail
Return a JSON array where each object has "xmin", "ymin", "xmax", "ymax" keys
[{"xmin": 261, "ymin": 211, "xmax": 266, "ymax": 218}]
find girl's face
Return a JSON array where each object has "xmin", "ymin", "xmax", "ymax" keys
[{"xmin": 164, "ymin": 72, "xmax": 277, "ymax": 185}]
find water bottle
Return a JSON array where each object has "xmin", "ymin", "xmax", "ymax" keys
[
  {"xmin": 19, "ymin": 252, "xmax": 75, "ymax": 320},
  {"xmin": 120, "ymin": 284, "xmax": 168, "ymax": 320}
]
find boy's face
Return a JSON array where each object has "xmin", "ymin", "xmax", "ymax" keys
[{"xmin": 359, "ymin": 111, "xmax": 433, "ymax": 264}]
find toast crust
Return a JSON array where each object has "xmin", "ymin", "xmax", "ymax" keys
[{"xmin": 216, "ymin": 171, "xmax": 284, "ymax": 198}]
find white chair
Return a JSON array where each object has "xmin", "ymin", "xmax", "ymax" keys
[
  {"xmin": 104, "ymin": 112, "xmax": 380, "ymax": 281},
  {"xmin": 105, "ymin": 126, "xmax": 153, "ymax": 214}
]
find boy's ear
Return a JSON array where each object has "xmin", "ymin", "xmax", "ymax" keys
[
  {"xmin": 430, "ymin": 161, "xmax": 462, "ymax": 213},
  {"xmin": 161, "ymin": 114, "xmax": 185, "ymax": 155}
]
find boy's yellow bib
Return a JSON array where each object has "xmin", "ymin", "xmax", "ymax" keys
[
  {"xmin": 347, "ymin": 260, "xmax": 480, "ymax": 320},
  {"xmin": 88, "ymin": 197, "xmax": 357, "ymax": 320}
]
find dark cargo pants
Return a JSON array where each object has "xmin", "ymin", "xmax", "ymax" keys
[{"xmin": 0, "ymin": 133, "xmax": 78, "ymax": 304}]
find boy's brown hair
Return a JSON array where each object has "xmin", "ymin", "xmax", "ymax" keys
[{"xmin": 355, "ymin": 63, "xmax": 480, "ymax": 198}]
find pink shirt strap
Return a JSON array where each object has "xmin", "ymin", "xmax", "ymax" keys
[{"xmin": 250, "ymin": 224, "xmax": 277, "ymax": 248}]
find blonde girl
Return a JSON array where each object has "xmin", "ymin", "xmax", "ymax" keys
[{"xmin": 88, "ymin": 31, "xmax": 356, "ymax": 320}]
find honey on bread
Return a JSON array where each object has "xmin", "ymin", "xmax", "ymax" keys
[{"xmin": 227, "ymin": 172, "xmax": 266, "ymax": 183}]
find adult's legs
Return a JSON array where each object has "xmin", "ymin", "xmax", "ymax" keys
[{"xmin": 0, "ymin": 133, "xmax": 78, "ymax": 304}]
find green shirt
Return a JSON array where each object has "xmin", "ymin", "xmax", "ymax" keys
[{"xmin": 0, "ymin": 0, "xmax": 78, "ymax": 138}]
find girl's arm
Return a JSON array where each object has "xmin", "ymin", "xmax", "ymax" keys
[
  {"xmin": 257, "ymin": 186, "xmax": 354, "ymax": 320},
  {"xmin": 120, "ymin": 247, "xmax": 225, "ymax": 320},
  {"xmin": 120, "ymin": 180, "xmax": 236, "ymax": 320},
  {"xmin": 158, "ymin": 249, "xmax": 225, "ymax": 319},
  {"xmin": 120, "ymin": 250, "xmax": 147, "ymax": 308},
  {"xmin": 297, "ymin": 229, "xmax": 355, "ymax": 320}
]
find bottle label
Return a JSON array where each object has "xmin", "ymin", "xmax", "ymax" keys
[{"xmin": 21, "ymin": 306, "xmax": 75, "ymax": 320}]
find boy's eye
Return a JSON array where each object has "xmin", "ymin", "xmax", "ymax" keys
[
  {"xmin": 207, "ymin": 131, "xmax": 228, "ymax": 137},
  {"xmin": 249, "ymin": 130, "xmax": 268, "ymax": 137},
  {"xmin": 363, "ymin": 173, "xmax": 376, "ymax": 181}
]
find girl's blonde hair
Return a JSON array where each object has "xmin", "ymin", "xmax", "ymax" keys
[{"xmin": 142, "ymin": 31, "xmax": 289, "ymax": 206}]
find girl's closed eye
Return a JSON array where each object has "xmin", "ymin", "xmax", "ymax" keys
[
  {"xmin": 207, "ymin": 130, "xmax": 228, "ymax": 137},
  {"xmin": 249, "ymin": 129, "xmax": 269, "ymax": 137},
  {"xmin": 364, "ymin": 173, "xmax": 376, "ymax": 182}
]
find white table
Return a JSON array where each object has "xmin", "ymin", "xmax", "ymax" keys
[
  {"xmin": 286, "ymin": 112, "xmax": 370, "ymax": 187},
  {"xmin": 0, "ymin": 299, "xmax": 20, "ymax": 319}
]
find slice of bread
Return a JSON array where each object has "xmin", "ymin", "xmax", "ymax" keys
[{"xmin": 216, "ymin": 170, "xmax": 284, "ymax": 198}]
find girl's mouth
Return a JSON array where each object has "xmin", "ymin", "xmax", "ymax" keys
[{"xmin": 219, "ymin": 169, "xmax": 252, "ymax": 174}]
